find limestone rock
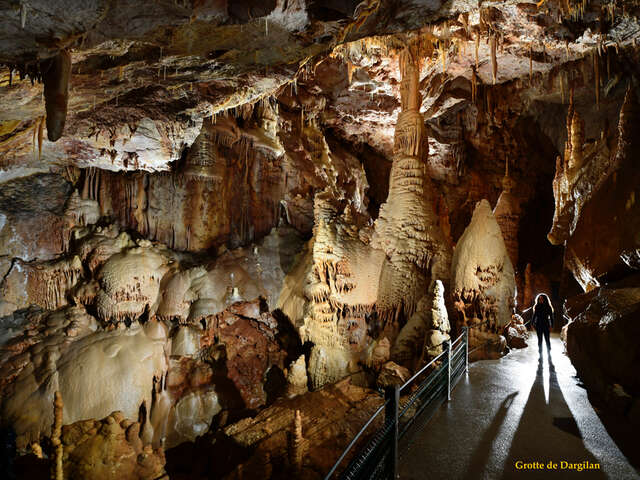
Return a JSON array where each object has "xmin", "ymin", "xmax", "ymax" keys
[
  {"xmin": 452, "ymin": 199, "xmax": 516, "ymax": 358},
  {"xmin": 562, "ymin": 88, "xmax": 640, "ymax": 291},
  {"xmin": 565, "ymin": 277, "xmax": 640, "ymax": 428},
  {"xmin": 200, "ymin": 300, "xmax": 290, "ymax": 409},
  {"xmin": 377, "ymin": 361, "xmax": 411, "ymax": 388},
  {"xmin": 503, "ymin": 314, "xmax": 528, "ymax": 349},
  {"xmin": 61, "ymin": 411, "xmax": 167, "ymax": 480},
  {"xmin": 285, "ymin": 355, "xmax": 308, "ymax": 398},
  {"xmin": 0, "ymin": 307, "xmax": 168, "ymax": 449}
]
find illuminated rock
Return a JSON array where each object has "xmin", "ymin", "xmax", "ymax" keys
[{"xmin": 452, "ymin": 199, "xmax": 515, "ymax": 357}]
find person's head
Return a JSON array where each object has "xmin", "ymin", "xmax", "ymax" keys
[{"xmin": 535, "ymin": 293, "xmax": 553, "ymax": 311}]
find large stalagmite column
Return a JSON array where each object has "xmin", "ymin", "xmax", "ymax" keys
[
  {"xmin": 493, "ymin": 164, "xmax": 521, "ymax": 303},
  {"xmin": 302, "ymin": 48, "xmax": 452, "ymax": 388},
  {"xmin": 373, "ymin": 48, "xmax": 451, "ymax": 319},
  {"xmin": 374, "ymin": 48, "xmax": 452, "ymax": 366}
]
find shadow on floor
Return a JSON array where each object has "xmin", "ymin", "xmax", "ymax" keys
[
  {"xmin": 461, "ymin": 391, "xmax": 519, "ymax": 480},
  {"xmin": 500, "ymin": 353, "xmax": 606, "ymax": 479}
]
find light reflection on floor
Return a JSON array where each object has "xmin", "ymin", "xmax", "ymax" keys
[{"xmin": 399, "ymin": 333, "xmax": 640, "ymax": 479}]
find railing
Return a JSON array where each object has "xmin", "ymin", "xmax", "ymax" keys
[{"xmin": 324, "ymin": 327, "xmax": 469, "ymax": 480}]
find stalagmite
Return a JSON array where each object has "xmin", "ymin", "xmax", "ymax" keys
[
  {"xmin": 523, "ymin": 263, "xmax": 533, "ymax": 309},
  {"xmin": 452, "ymin": 200, "xmax": 516, "ymax": 352},
  {"xmin": 51, "ymin": 391, "xmax": 63, "ymax": 480},
  {"xmin": 285, "ymin": 355, "xmax": 308, "ymax": 398},
  {"xmin": 475, "ymin": 32, "xmax": 480, "ymax": 69},
  {"xmin": 43, "ymin": 50, "xmax": 72, "ymax": 141},
  {"xmin": 490, "ymin": 35, "xmax": 497, "ymax": 84},
  {"xmin": 493, "ymin": 160, "xmax": 521, "ymax": 278},
  {"xmin": 290, "ymin": 410, "xmax": 305, "ymax": 473},
  {"xmin": 529, "ymin": 43, "xmax": 533, "ymax": 85},
  {"xmin": 593, "ymin": 50, "xmax": 600, "ymax": 107}
]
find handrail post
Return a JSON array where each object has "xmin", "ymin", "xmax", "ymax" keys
[
  {"xmin": 447, "ymin": 339, "xmax": 452, "ymax": 401},
  {"xmin": 464, "ymin": 326, "xmax": 469, "ymax": 374},
  {"xmin": 384, "ymin": 386, "xmax": 399, "ymax": 479}
]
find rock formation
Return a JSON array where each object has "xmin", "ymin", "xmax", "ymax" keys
[
  {"xmin": 292, "ymin": 46, "xmax": 452, "ymax": 388},
  {"xmin": 452, "ymin": 199, "xmax": 515, "ymax": 357},
  {"xmin": 560, "ymin": 87, "xmax": 640, "ymax": 291},
  {"xmin": 285, "ymin": 355, "xmax": 308, "ymax": 398},
  {"xmin": 564, "ymin": 276, "xmax": 640, "ymax": 430},
  {"xmin": 1, "ymin": 0, "xmax": 640, "ymax": 476},
  {"xmin": 60, "ymin": 411, "xmax": 167, "ymax": 480},
  {"xmin": 493, "ymin": 164, "xmax": 521, "ymax": 272}
]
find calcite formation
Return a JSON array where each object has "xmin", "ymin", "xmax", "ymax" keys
[
  {"xmin": 502, "ymin": 314, "xmax": 528, "ymax": 350},
  {"xmin": 392, "ymin": 279, "xmax": 450, "ymax": 369},
  {"xmin": 0, "ymin": 306, "xmax": 168, "ymax": 449},
  {"xmin": 560, "ymin": 87, "xmax": 640, "ymax": 290},
  {"xmin": 372, "ymin": 47, "xmax": 452, "ymax": 304},
  {"xmin": 452, "ymin": 199, "xmax": 515, "ymax": 357},
  {"xmin": 43, "ymin": 50, "xmax": 71, "ymax": 142},
  {"xmin": 493, "ymin": 167, "xmax": 521, "ymax": 273},
  {"xmin": 2, "ymin": 0, "xmax": 640, "ymax": 476},
  {"xmin": 95, "ymin": 246, "xmax": 170, "ymax": 323},
  {"xmin": 222, "ymin": 379, "xmax": 383, "ymax": 479},
  {"xmin": 285, "ymin": 355, "xmax": 308, "ymax": 399},
  {"xmin": 0, "ymin": 220, "xmax": 300, "ymax": 457},
  {"xmin": 60, "ymin": 411, "xmax": 167, "ymax": 480},
  {"xmin": 291, "ymin": 47, "xmax": 452, "ymax": 388}
]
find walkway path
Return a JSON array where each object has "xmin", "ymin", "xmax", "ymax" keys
[{"xmin": 399, "ymin": 333, "xmax": 640, "ymax": 480}]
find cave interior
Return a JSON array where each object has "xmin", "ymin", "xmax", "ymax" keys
[{"xmin": 0, "ymin": 0, "xmax": 639, "ymax": 479}]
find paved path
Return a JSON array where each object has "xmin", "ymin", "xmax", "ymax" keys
[{"xmin": 399, "ymin": 333, "xmax": 640, "ymax": 480}]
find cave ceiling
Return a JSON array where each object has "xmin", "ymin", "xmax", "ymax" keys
[{"xmin": 0, "ymin": 0, "xmax": 638, "ymax": 179}]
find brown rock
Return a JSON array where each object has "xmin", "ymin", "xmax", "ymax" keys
[{"xmin": 377, "ymin": 361, "xmax": 411, "ymax": 388}]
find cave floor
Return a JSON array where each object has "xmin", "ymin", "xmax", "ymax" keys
[{"xmin": 398, "ymin": 333, "xmax": 640, "ymax": 480}]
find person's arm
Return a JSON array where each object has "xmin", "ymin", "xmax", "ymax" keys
[{"xmin": 549, "ymin": 308, "xmax": 554, "ymax": 328}]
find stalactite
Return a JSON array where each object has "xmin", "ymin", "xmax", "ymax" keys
[
  {"xmin": 51, "ymin": 391, "xmax": 63, "ymax": 480},
  {"xmin": 439, "ymin": 40, "xmax": 447, "ymax": 73},
  {"xmin": 31, "ymin": 442, "xmax": 44, "ymax": 458},
  {"xmin": 471, "ymin": 65, "xmax": 478, "ymax": 104},
  {"xmin": 529, "ymin": 43, "xmax": 533, "ymax": 85},
  {"xmin": 20, "ymin": 2, "xmax": 27, "ymax": 29},
  {"xmin": 43, "ymin": 50, "xmax": 71, "ymax": 141},
  {"xmin": 475, "ymin": 33, "xmax": 480, "ymax": 69},
  {"xmin": 32, "ymin": 118, "xmax": 37, "ymax": 159},
  {"xmin": 490, "ymin": 35, "xmax": 497, "ymax": 85},
  {"xmin": 593, "ymin": 50, "xmax": 600, "ymax": 107}
]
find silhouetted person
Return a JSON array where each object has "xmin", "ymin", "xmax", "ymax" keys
[{"xmin": 532, "ymin": 293, "xmax": 553, "ymax": 355}]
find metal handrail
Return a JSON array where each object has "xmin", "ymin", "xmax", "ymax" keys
[
  {"xmin": 325, "ymin": 327, "xmax": 470, "ymax": 480},
  {"xmin": 324, "ymin": 400, "xmax": 389, "ymax": 480}
]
